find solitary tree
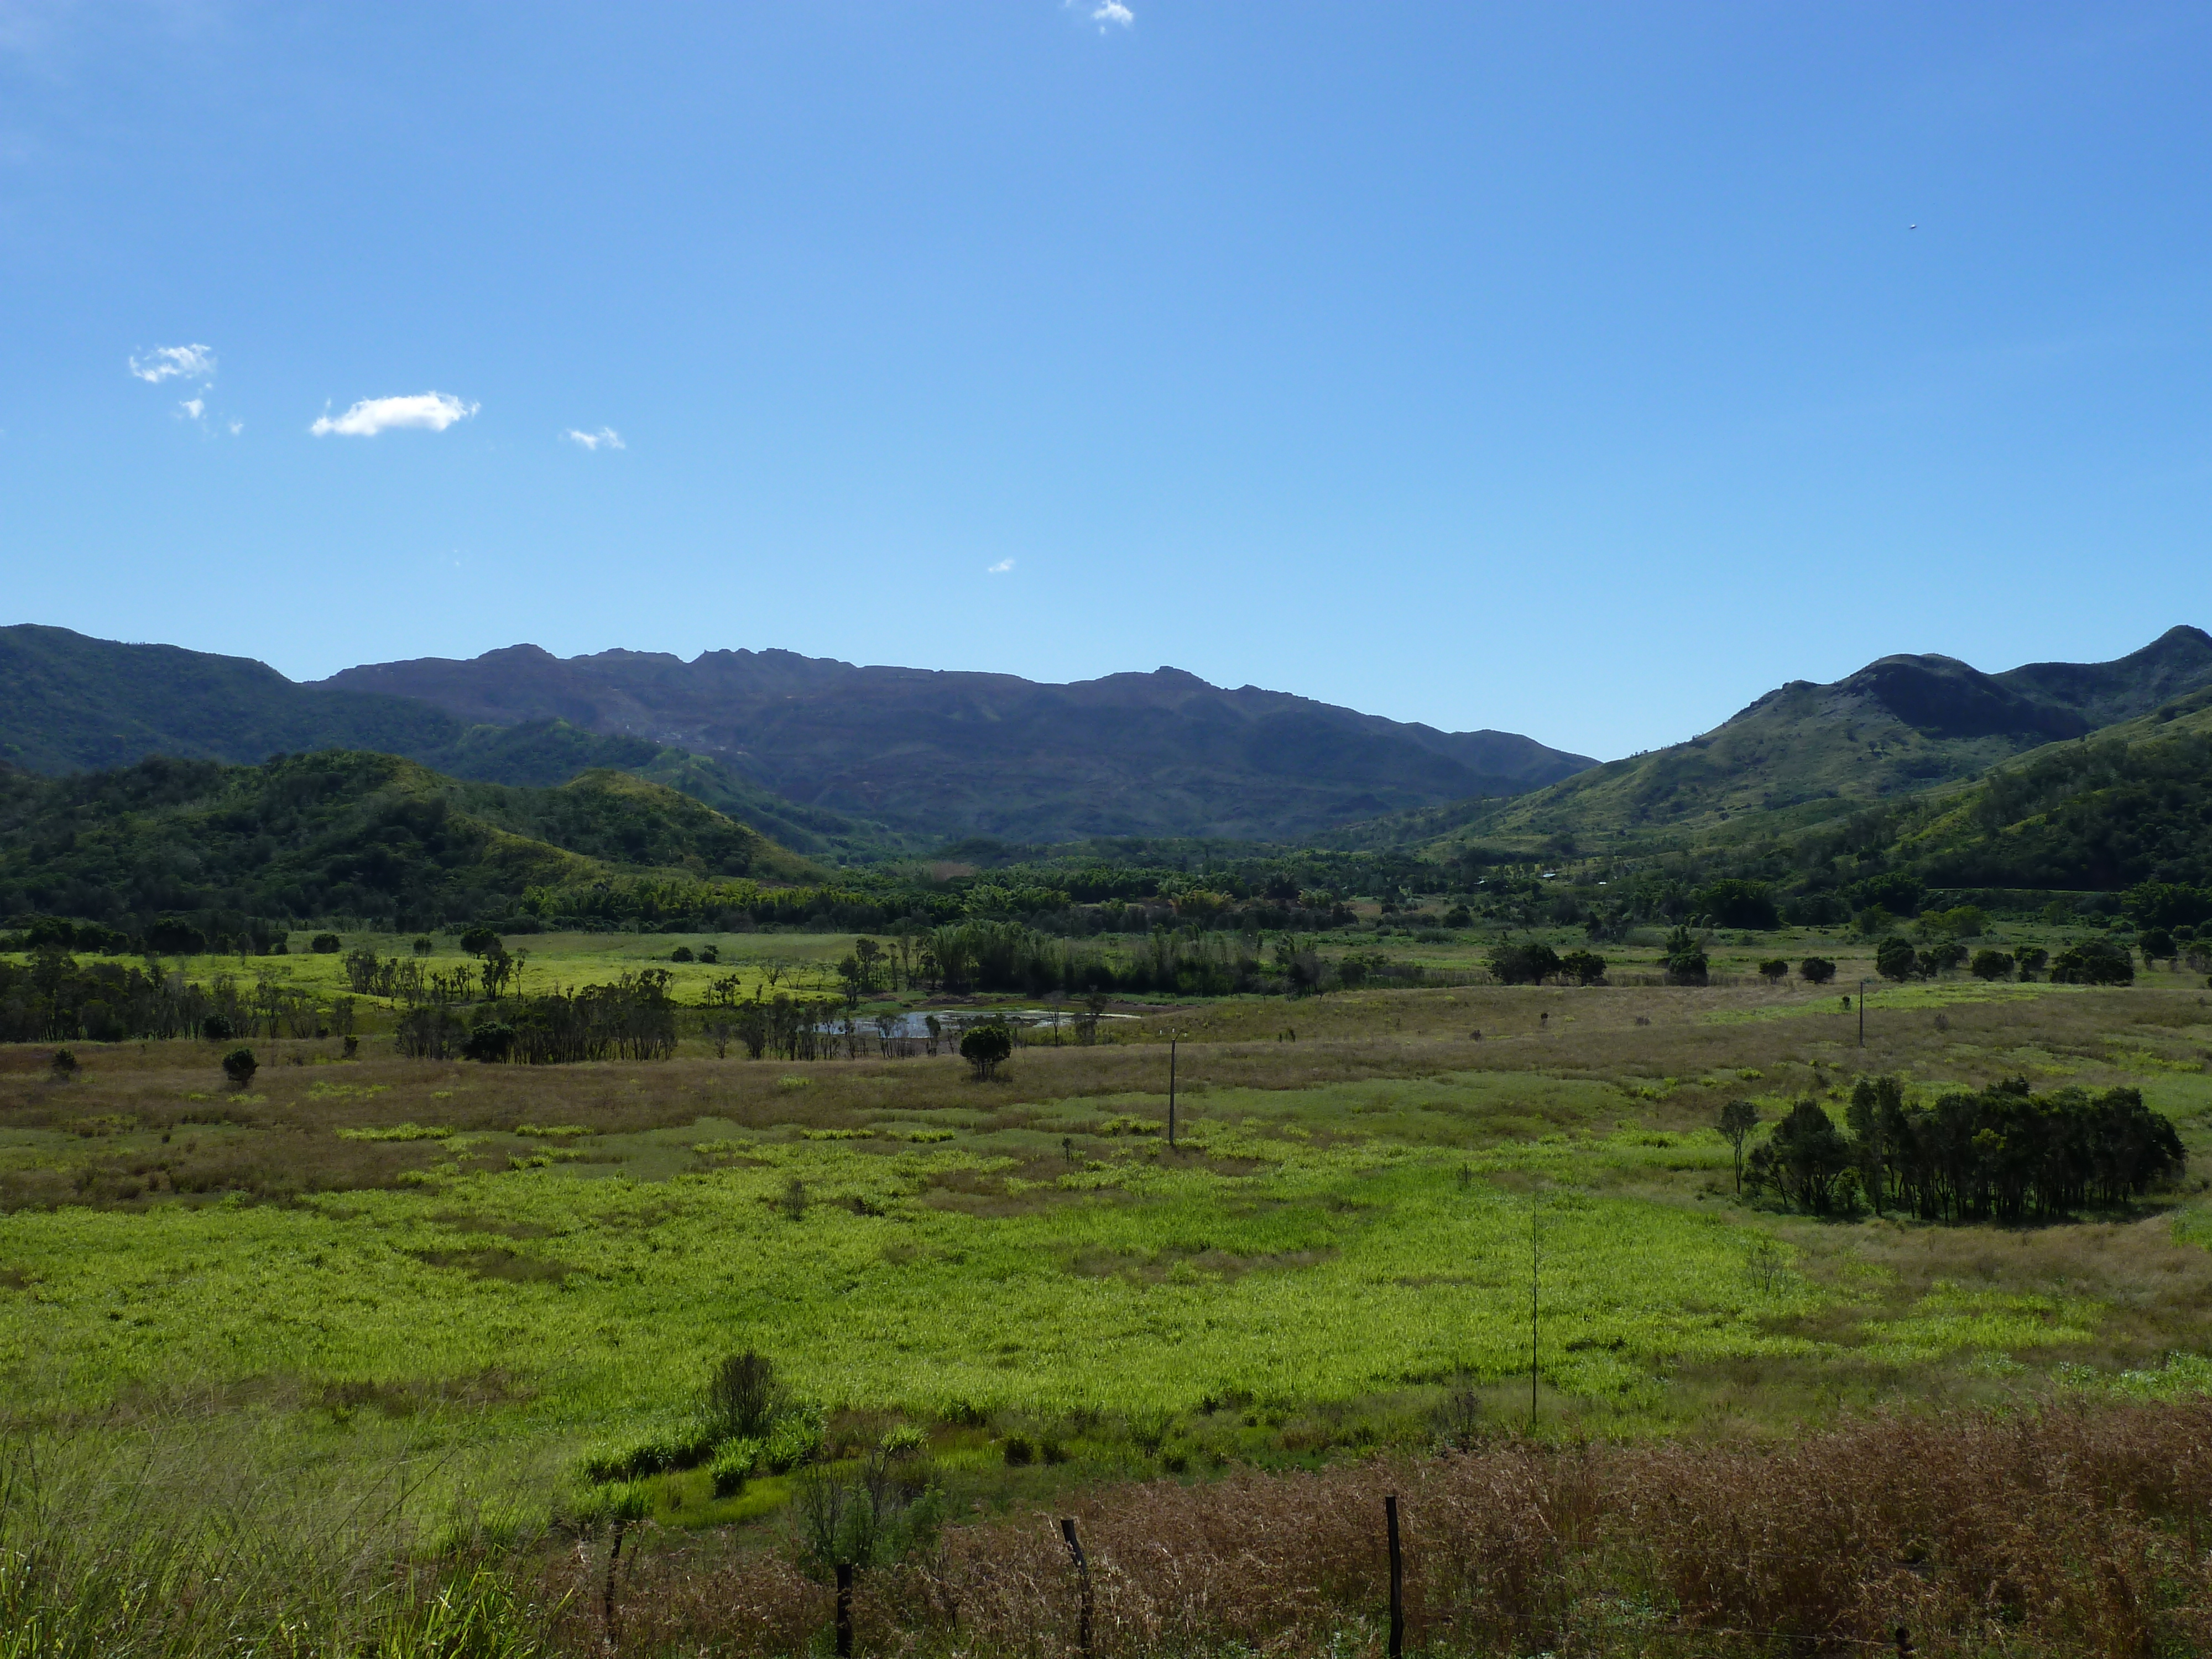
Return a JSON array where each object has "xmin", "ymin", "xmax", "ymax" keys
[
  {"xmin": 1717, "ymin": 1098, "xmax": 1759, "ymax": 1193},
  {"xmin": 959, "ymin": 1020, "xmax": 1013, "ymax": 1080},
  {"xmin": 1799, "ymin": 956, "xmax": 1837, "ymax": 985},
  {"xmin": 1970, "ymin": 949, "xmax": 2015, "ymax": 982},
  {"xmin": 221, "ymin": 1047, "xmax": 258, "ymax": 1089},
  {"xmin": 1875, "ymin": 937, "xmax": 1919, "ymax": 983},
  {"xmin": 1757, "ymin": 959, "xmax": 1790, "ymax": 984}
]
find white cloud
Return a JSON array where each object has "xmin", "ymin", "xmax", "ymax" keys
[
  {"xmin": 987, "ymin": 558, "xmax": 1016, "ymax": 573},
  {"xmin": 129, "ymin": 343, "xmax": 215, "ymax": 383},
  {"xmin": 563, "ymin": 426, "xmax": 625, "ymax": 451},
  {"xmin": 310, "ymin": 392, "xmax": 478, "ymax": 437},
  {"xmin": 1094, "ymin": 2, "xmax": 1133, "ymax": 25},
  {"xmin": 228, "ymin": 419, "xmax": 243, "ymax": 436},
  {"xmin": 178, "ymin": 397, "xmax": 204, "ymax": 421}
]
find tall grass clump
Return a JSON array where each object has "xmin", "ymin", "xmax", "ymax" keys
[{"xmin": 0, "ymin": 1418, "xmax": 559, "ymax": 1658}]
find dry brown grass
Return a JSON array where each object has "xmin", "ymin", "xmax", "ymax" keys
[{"xmin": 557, "ymin": 1402, "xmax": 2212, "ymax": 1657}]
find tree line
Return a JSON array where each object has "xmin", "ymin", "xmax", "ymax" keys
[{"xmin": 1729, "ymin": 1076, "xmax": 2184, "ymax": 1222}]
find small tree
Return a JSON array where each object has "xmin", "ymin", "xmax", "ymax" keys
[
  {"xmin": 1558, "ymin": 949, "xmax": 1608, "ymax": 985},
  {"xmin": 310, "ymin": 933, "xmax": 342, "ymax": 954},
  {"xmin": 1717, "ymin": 1098, "xmax": 1759, "ymax": 1193},
  {"xmin": 1661, "ymin": 927, "xmax": 1708, "ymax": 987},
  {"xmin": 460, "ymin": 925, "xmax": 501, "ymax": 955},
  {"xmin": 2015, "ymin": 945, "xmax": 2049, "ymax": 982},
  {"xmin": 2140, "ymin": 927, "xmax": 2177, "ymax": 966},
  {"xmin": 1799, "ymin": 956, "xmax": 1837, "ymax": 985},
  {"xmin": 221, "ymin": 1047, "xmax": 258, "ymax": 1089},
  {"xmin": 1757, "ymin": 959, "xmax": 1789, "ymax": 984},
  {"xmin": 959, "ymin": 1020, "xmax": 1012, "ymax": 1080},
  {"xmin": 49, "ymin": 1048, "xmax": 79, "ymax": 1082},
  {"xmin": 1970, "ymin": 949, "xmax": 2015, "ymax": 982},
  {"xmin": 1874, "ymin": 937, "xmax": 1919, "ymax": 983},
  {"xmin": 411, "ymin": 936, "xmax": 434, "ymax": 957}
]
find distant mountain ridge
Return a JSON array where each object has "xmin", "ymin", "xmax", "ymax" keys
[
  {"xmin": 318, "ymin": 645, "xmax": 1597, "ymax": 843},
  {"xmin": 1417, "ymin": 625, "xmax": 2212, "ymax": 851},
  {"xmin": 0, "ymin": 626, "xmax": 901, "ymax": 859}
]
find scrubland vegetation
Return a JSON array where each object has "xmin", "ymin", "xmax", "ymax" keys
[{"xmin": 5, "ymin": 915, "xmax": 2212, "ymax": 1655}]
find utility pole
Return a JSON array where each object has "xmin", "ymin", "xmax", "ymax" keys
[
  {"xmin": 1858, "ymin": 979, "xmax": 1867, "ymax": 1048},
  {"xmin": 1529, "ymin": 1187, "xmax": 1540, "ymax": 1433}
]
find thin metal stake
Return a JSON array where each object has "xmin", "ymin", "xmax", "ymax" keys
[
  {"xmin": 1384, "ymin": 1494, "xmax": 1404, "ymax": 1659},
  {"xmin": 1859, "ymin": 979, "xmax": 1867, "ymax": 1047},
  {"xmin": 1168, "ymin": 1036, "xmax": 1177, "ymax": 1149}
]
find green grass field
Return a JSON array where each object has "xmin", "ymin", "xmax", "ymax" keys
[{"xmin": 7, "ymin": 925, "xmax": 2212, "ymax": 1558}]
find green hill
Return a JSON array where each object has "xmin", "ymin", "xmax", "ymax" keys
[
  {"xmin": 0, "ymin": 625, "xmax": 906, "ymax": 860},
  {"xmin": 1399, "ymin": 626, "xmax": 2212, "ymax": 857},
  {"xmin": 0, "ymin": 750, "xmax": 821, "ymax": 935}
]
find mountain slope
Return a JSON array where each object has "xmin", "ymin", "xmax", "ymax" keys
[
  {"xmin": 320, "ymin": 646, "xmax": 1597, "ymax": 842},
  {"xmin": 1423, "ymin": 626, "xmax": 2212, "ymax": 852},
  {"xmin": 0, "ymin": 749, "xmax": 820, "ymax": 931},
  {"xmin": 0, "ymin": 627, "xmax": 904, "ymax": 860}
]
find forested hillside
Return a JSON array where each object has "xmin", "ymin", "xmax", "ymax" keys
[
  {"xmin": 0, "ymin": 752, "xmax": 820, "ymax": 937},
  {"xmin": 1404, "ymin": 625, "xmax": 2212, "ymax": 852}
]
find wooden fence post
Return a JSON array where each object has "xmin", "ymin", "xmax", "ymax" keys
[
  {"xmin": 1061, "ymin": 1517, "xmax": 1093, "ymax": 1655},
  {"xmin": 1384, "ymin": 1494, "xmax": 1404, "ymax": 1659}
]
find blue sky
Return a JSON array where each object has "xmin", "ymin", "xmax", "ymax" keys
[{"xmin": 4, "ymin": 2, "xmax": 2209, "ymax": 763}]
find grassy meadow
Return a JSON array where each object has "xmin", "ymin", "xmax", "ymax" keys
[{"xmin": 5, "ymin": 922, "xmax": 2212, "ymax": 1653}]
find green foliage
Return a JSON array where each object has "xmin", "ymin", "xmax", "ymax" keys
[
  {"xmin": 1660, "ymin": 927, "xmax": 1708, "ymax": 986},
  {"xmin": 1486, "ymin": 940, "xmax": 1560, "ymax": 985},
  {"xmin": 1970, "ymin": 949, "xmax": 2015, "ymax": 981},
  {"xmin": 310, "ymin": 932, "xmax": 341, "ymax": 953},
  {"xmin": 2050, "ymin": 938, "xmax": 2135, "ymax": 985},
  {"xmin": 220, "ymin": 1047, "xmax": 258, "ymax": 1088},
  {"xmin": 1840, "ymin": 1075, "xmax": 2184, "ymax": 1221},
  {"xmin": 1693, "ymin": 879, "xmax": 1777, "ymax": 928},
  {"xmin": 959, "ymin": 1019, "xmax": 1013, "ymax": 1079},
  {"xmin": 1798, "ymin": 956, "xmax": 1836, "ymax": 985},
  {"xmin": 1875, "ymin": 937, "xmax": 1918, "ymax": 983},
  {"xmin": 1757, "ymin": 959, "xmax": 1788, "ymax": 982},
  {"xmin": 1557, "ymin": 948, "xmax": 1607, "ymax": 985},
  {"xmin": 709, "ymin": 1438, "xmax": 760, "ymax": 1498},
  {"xmin": 1747, "ymin": 1100, "xmax": 1852, "ymax": 1214},
  {"xmin": 791, "ymin": 1452, "xmax": 946, "ymax": 1578}
]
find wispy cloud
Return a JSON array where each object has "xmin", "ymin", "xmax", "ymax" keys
[
  {"xmin": 129, "ymin": 343, "xmax": 215, "ymax": 383},
  {"xmin": 563, "ymin": 426, "xmax": 624, "ymax": 451},
  {"xmin": 178, "ymin": 397, "xmax": 205, "ymax": 421},
  {"xmin": 987, "ymin": 558, "xmax": 1016, "ymax": 574},
  {"xmin": 310, "ymin": 392, "xmax": 477, "ymax": 437},
  {"xmin": 228, "ymin": 419, "xmax": 243, "ymax": 435},
  {"xmin": 1094, "ymin": 2, "xmax": 1133, "ymax": 25}
]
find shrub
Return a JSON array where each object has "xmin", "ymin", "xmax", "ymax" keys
[
  {"xmin": 1001, "ymin": 1433, "xmax": 1035, "ymax": 1467},
  {"xmin": 2015, "ymin": 945, "xmax": 2049, "ymax": 980},
  {"xmin": 200, "ymin": 1013, "xmax": 234, "ymax": 1042},
  {"xmin": 221, "ymin": 1047, "xmax": 258, "ymax": 1088},
  {"xmin": 880, "ymin": 1423, "xmax": 928, "ymax": 1458},
  {"xmin": 1874, "ymin": 937, "xmax": 1918, "ymax": 983},
  {"xmin": 462, "ymin": 1021, "xmax": 516, "ymax": 1063},
  {"xmin": 1486, "ymin": 941, "xmax": 1560, "ymax": 985},
  {"xmin": 706, "ymin": 1351, "xmax": 785, "ymax": 1442},
  {"xmin": 1661, "ymin": 928, "xmax": 1708, "ymax": 987},
  {"xmin": 459, "ymin": 925, "xmax": 502, "ymax": 955},
  {"xmin": 1557, "ymin": 949, "xmax": 1607, "ymax": 985},
  {"xmin": 1798, "ymin": 956, "xmax": 1837, "ymax": 985},
  {"xmin": 959, "ymin": 1020, "xmax": 1013, "ymax": 1079},
  {"xmin": 670, "ymin": 945, "xmax": 694, "ymax": 962},
  {"xmin": 2051, "ymin": 938, "xmax": 2135, "ymax": 985},
  {"xmin": 1757, "ymin": 959, "xmax": 1789, "ymax": 983},
  {"xmin": 410, "ymin": 936, "xmax": 434, "ymax": 957},
  {"xmin": 49, "ymin": 1048, "xmax": 79, "ymax": 1081},
  {"xmin": 310, "ymin": 933, "xmax": 341, "ymax": 954},
  {"xmin": 1970, "ymin": 948, "xmax": 2014, "ymax": 981}
]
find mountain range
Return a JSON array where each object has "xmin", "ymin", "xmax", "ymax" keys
[{"xmin": 3, "ymin": 622, "xmax": 2207, "ymax": 860}]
